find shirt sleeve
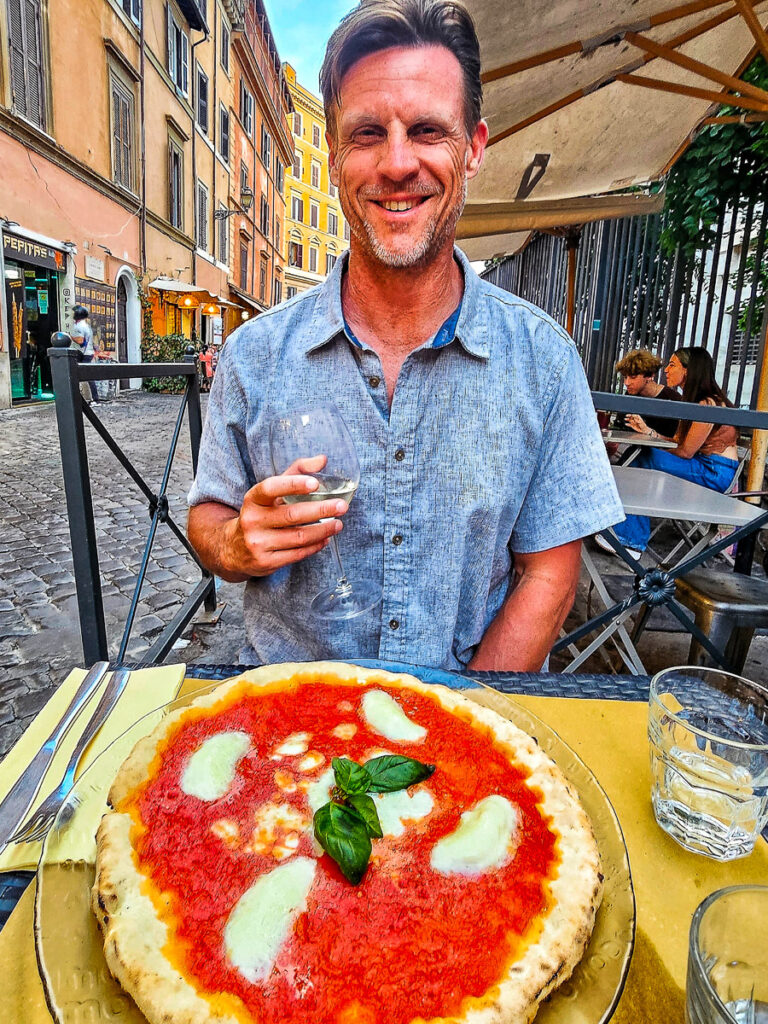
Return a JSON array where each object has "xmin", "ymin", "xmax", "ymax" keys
[
  {"xmin": 187, "ymin": 341, "xmax": 255, "ymax": 509},
  {"xmin": 510, "ymin": 336, "xmax": 625, "ymax": 553}
]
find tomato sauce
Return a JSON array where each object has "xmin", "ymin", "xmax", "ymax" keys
[{"xmin": 122, "ymin": 675, "xmax": 559, "ymax": 1024}]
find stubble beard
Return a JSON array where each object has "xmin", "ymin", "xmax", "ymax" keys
[{"xmin": 345, "ymin": 179, "xmax": 467, "ymax": 270}]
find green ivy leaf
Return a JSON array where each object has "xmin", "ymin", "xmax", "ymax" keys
[
  {"xmin": 363, "ymin": 754, "xmax": 436, "ymax": 793},
  {"xmin": 314, "ymin": 801, "xmax": 372, "ymax": 885},
  {"xmin": 332, "ymin": 757, "xmax": 372, "ymax": 795},
  {"xmin": 347, "ymin": 794, "xmax": 383, "ymax": 838}
]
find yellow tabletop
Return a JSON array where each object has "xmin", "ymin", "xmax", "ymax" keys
[{"xmin": 1, "ymin": 676, "xmax": 767, "ymax": 1024}]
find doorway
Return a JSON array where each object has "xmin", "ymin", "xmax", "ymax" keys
[
  {"xmin": 5, "ymin": 262, "xmax": 59, "ymax": 402},
  {"xmin": 116, "ymin": 276, "xmax": 129, "ymax": 389}
]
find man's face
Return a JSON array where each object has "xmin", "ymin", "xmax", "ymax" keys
[
  {"xmin": 328, "ymin": 45, "xmax": 487, "ymax": 270},
  {"xmin": 622, "ymin": 373, "xmax": 651, "ymax": 395}
]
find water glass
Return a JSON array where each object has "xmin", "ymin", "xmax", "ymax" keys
[
  {"xmin": 687, "ymin": 885, "xmax": 768, "ymax": 1024},
  {"xmin": 648, "ymin": 666, "xmax": 768, "ymax": 860}
]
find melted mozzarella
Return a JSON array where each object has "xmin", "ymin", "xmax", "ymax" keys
[
  {"xmin": 361, "ymin": 690, "xmax": 426, "ymax": 742},
  {"xmin": 248, "ymin": 802, "xmax": 309, "ymax": 860},
  {"xmin": 305, "ymin": 767, "xmax": 335, "ymax": 814},
  {"xmin": 298, "ymin": 751, "xmax": 325, "ymax": 772},
  {"xmin": 224, "ymin": 857, "xmax": 316, "ymax": 982},
  {"xmin": 374, "ymin": 788, "xmax": 433, "ymax": 837},
  {"xmin": 181, "ymin": 731, "xmax": 250, "ymax": 801},
  {"xmin": 331, "ymin": 723, "xmax": 358, "ymax": 741},
  {"xmin": 274, "ymin": 732, "xmax": 311, "ymax": 756},
  {"xmin": 430, "ymin": 796, "xmax": 518, "ymax": 876}
]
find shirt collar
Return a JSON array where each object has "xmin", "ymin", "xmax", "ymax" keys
[{"xmin": 303, "ymin": 246, "xmax": 489, "ymax": 360}]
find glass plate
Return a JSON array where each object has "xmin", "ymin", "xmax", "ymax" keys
[{"xmin": 35, "ymin": 673, "xmax": 635, "ymax": 1024}]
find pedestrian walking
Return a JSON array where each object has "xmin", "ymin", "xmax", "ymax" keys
[{"xmin": 69, "ymin": 305, "xmax": 100, "ymax": 403}]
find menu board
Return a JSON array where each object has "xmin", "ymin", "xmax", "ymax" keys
[{"xmin": 75, "ymin": 279, "xmax": 116, "ymax": 354}]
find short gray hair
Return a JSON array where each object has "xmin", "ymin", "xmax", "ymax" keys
[{"xmin": 320, "ymin": 0, "xmax": 482, "ymax": 138}]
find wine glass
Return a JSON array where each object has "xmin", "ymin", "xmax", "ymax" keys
[{"xmin": 269, "ymin": 404, "xmax": 382, "ymax": 620}]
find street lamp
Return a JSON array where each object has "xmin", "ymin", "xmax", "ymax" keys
[{"xmin": 215, "ymin": 185, "xmax": 254, "ymax": 220}]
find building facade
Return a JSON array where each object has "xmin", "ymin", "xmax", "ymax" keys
[
  {"xmin": 0, "ymin": 0, "xmax": 291, "ymax": 409},
  {"xmin": 283, "ymin": 63, "xmax": 348, "ymax": 298}
]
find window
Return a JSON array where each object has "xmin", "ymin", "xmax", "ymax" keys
[
  {"xmin": 312, "ymin": 123, "xmax": 321, "ymax": 148},
  {"xmin": 239, "ymin": 238, "xmax": 249, "ymax": 291},
  {"xmin": 196, "ymin": 180, "xmax": 209, "ymax": 251},
  {"xmin": 196, "ymin": 64, "xmax": 209, "ymax": 133},
  {"xmin": 111, "ymin": 76, "xmax": 134, "ymax": 191},
  {"xmin": 239, "ymin": 80, "xmax": 253, "ymax": 133},
  {"xmin": 259, "ymin": 259, "xmax": 267, "ymax": 301},
  {"xmin": 344, "ymin": 220, "xmax": 350, "ymax": 241},
  {"xmin": 260, "ymin": 125, "xmax": 272, "ymax": 171},
  {"xmin": 309, "ymin": 247, "xmax": 318, "ymax": 274},
  {"xmin": 329, "ymin": 182, "xmax": 337, "ymax": 199},
  {"xmin": 311, "ymin": 160, "xmax": 320, "ymax": 189},
  {"xmin": 167, "ymin": 5, "xmax": 189, "ymax": 95},
  {"xmin": 217, "ymin": 204, "xmax": 228, "ymax": 264},
  {"xmin": 292, "ymin": 151, "xmax": 301, "ymax": 179},
  {"xmin": 220, "ymin": 20, "xmax": 230, "ymax": 73},
  {"xmin": 240, "ymin": 161, "xmax": 248, "ymax": 195},
  {"xmin": 219, "ymin": 104, "xmax": 230, "ymax": 161},
  {"xmin": 7, "ymin": 0, "xmax": 46, "ymax": 128},
  {"xmin": 275, "ymin": 161, "xmax": 284, "ymax": 192},
  {"xmin": 289, "ymin": 242, "xmax": 303, "ymax": 268},
  {"xmin": 121, "ymin": 0, "xmax": 141, "ymax": 24},
  {"xmin": 287, "ymin": 286, "xmax": 297, "ymax": 299},
  {"xmin": 273, "ymin": 279, "xmax": 282, "ymax": 305},
  {"xmin": 309, "ymin": 202, "xmax": 319, "ymax": 229},
  {"xmin": 168, "ymin": 138, "xmax": 183, "ymax": 229},
  {"xmin": 291, "ymin": 195, "xmax": 304, "ymax": 222},
  {"xmin": 326, "ymin": 253, "xmax": 337, "ymax": 274},
  {"xmin": 293, "ymin": 111, "xmax": 302, "ymax": 136},
  {"xmin": 260, "ymin": 195, "xmax": 270, "ymax": 237},
  {"xmin": 328, "ymin": 210, "xmax": 338, "ymax": 236}
]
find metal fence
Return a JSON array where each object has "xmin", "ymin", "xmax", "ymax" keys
[{"xmin": 482, "ymin": 191, "xmax": 768, "ymax": 408}]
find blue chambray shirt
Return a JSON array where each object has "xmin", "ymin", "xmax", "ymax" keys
[{"xmin": 189, "ymin": 248, "xmax": 624, "ymax": 670}]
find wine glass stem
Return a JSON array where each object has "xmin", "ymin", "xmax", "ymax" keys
[{"xmin": 329, "ymin": 535, "xmax": 353, "ymax": 596}]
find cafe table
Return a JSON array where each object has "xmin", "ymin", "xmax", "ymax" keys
[
  {"xmin": 601, "ymin": 429, "xmax": 676, "ymax": 466},
  {"xmin": 559, "ymin": 466, "xmax": 764, "ymax": 675},
  {"xmin": 1, "ymin": 661, "xmax": 767, "ymax": 1024}
]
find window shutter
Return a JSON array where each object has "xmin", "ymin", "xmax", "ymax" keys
[
  {"xmin": 181, "ymin": 32, "xmax": 189, "ymax": 94},
  {"xmin": 167, "ymin": 5, "xmax": 175, "ymax": 78},
  {"xmin": 23, "ymin": 0, "xmax": 44, "ymax": 127},
  {"xmin": 197, "ymin": 183, "xmax": 208, "ymax": 250}
]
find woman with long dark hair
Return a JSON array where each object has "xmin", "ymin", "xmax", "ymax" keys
[{"xmin": 597, "ymin": 347, "xmax": 739, "ymax": 558}]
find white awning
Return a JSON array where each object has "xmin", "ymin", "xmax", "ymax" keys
[{"xmin": 147, "ymin": 278, "xmax": 209, "ymax": 294}]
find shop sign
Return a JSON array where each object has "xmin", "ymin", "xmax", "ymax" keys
[
  {"xmin": 75, "ymin": 278, "xmax": 116, "ymax": 354},
  {"xmin": 84, "ymin": 255, "xmax": 105, "ymax": 281},
  {"xmin": 2, "ymin": 232, "xmax": 66, "ymax": 271}
]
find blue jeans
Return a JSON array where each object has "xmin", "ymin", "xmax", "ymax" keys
[{"xmin": 611, "ymin": 447, "xmax": 739, "ymax": 551}]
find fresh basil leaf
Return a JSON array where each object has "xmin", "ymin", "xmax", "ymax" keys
[
  {"xmin": 364, "ymin": 754, "xmax": 436, "ymax": 793},
  {"xmin": 332, "ymin": 756, "xmax": 372, "ymax": 795},
  {"xmin": 314, "ymin": 801, "xmax": 371, "ymax": 885},
  {"xmin": 347, "ymin": 793, "xmax": 383, "ymax": 838}
]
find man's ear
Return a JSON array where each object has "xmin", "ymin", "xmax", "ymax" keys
[
  {"xmin": 326, "ymin": 123, "xmax": 339, "ymax": 187},
  {"xmin": 465, "ymin": 119, "xmax": 489, "ymax": 180}
]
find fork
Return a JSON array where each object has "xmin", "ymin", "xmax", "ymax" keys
[{"xmin": 8, "ymin": 667, "xmax": 132, "ymax": 845}]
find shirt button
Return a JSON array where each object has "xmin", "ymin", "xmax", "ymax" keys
[
  {"xmin": 392, "ymin": 534, "xmax": 403, "ymax": 545},
  {"xmin": 389, "ymin": 618, "xmax": 400, "ymax": 630},
  {"xmin": 394, "ymin": 448, "xmax": 405, "ymax": 461},
  {"xmin": 369, "ymin": 375, "xmax": 381, "ymax": 388}
]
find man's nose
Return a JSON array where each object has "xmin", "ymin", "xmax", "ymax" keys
[{"xmin": 377, "ymin": 132, "xmax": 420, "ymax": 181}]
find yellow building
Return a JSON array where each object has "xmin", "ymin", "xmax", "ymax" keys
[{"xmin": 282, "ymin": 64, "xmax": 348, "ymax": 297}]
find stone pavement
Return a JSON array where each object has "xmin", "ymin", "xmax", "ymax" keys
[{"xmin": 0, "ymin": 390, "xmax": 766, "ymax": 760}]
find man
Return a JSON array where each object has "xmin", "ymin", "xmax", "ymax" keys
[
  {"xmin": 69, "ymin": 305, "xmax": 99, "ymax": 403},
  {"xmin": 188, "ymin": 0, "xmax": 623, "ymax": 671}
]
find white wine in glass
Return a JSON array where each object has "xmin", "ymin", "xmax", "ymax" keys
[{"xmin": 269, "ymin": 405, "xmax": 381, "ymax": 620}]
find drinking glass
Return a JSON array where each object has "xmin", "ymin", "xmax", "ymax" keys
[
  {"xmin": 648, "ymin": 666, "xmax": 768, "ymax": 860},
  {"xmin": 687, "ymin": 885, "xmax": 768, "ymax": 1024},
  {"xmin": 269, "ymin": 404, "xmax": 382, "ymax": 620}
]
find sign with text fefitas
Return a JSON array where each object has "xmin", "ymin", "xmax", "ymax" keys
[{"xmin": 2, "ymin": 232, "xmax": 66, "ymax": 271}]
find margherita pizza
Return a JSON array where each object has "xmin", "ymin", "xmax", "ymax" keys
[{"xmin": 92, "ymin": 662, "xmax": 603, "ymax": 1024}]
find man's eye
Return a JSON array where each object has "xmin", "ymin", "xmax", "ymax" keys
[{"xmin": 413, "ymin": 125, "xmax": 443, "ymax": 139}]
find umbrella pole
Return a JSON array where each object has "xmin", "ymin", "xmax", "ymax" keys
[
  {"xmin": 565, "ymin": 231, "xmax": 580, "ymax": 335},
  {"xmin": 746, "ymin": 312, "xmax": 768, "ymax": 500}
]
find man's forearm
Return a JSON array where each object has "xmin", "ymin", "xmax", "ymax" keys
[
  {"xmin": 469, "ymin": 542, "xmax": 581, "ymax": 672},
  {"xmin": 187, "ymin": 502, "xmax": 250, "ymax": 583}
]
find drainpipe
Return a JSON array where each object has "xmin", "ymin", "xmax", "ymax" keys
[
  {"xmin": 191, "ymin": 30, "xmax": 209, "ymax": 290},
  {"xmin": 139, "ymin": 11, "xmax": 147, "ymax": 272}
]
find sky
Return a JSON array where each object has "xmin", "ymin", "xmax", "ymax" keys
[{"xmin": 266, "ymin": 1, "xmax": 357, "ymax": 96}]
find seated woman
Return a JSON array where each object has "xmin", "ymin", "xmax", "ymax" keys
[
  {"xmin": 598, "ymin": 347, "xmax": 739, "ymax": 558},
  {"xmin": 614, "ymin": 347, "xmax": 681, "ymax": 438}
]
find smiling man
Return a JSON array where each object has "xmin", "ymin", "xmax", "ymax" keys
[{"xmin": 187, "ymin": 0, "xmax": 623, "ymax": 671}]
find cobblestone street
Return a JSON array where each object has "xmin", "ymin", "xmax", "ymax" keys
[{"xmin": 0, "ymin": 392, "xmax": 245, "ymax": 758}]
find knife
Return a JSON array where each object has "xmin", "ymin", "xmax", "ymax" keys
[{"xmin": 0, "ymin": 661, "xmax": 110, "ymax": 849}]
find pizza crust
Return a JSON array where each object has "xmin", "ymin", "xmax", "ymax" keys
[{"xmin": 92, "ymin": 662, "xmax": 603, "ymax": 1024}]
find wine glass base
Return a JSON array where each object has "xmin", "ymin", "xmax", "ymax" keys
[{"xmin": 311, "ymin": 580, "xmax": 382, "ymax": 620}]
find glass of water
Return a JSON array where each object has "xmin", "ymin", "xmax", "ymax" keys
[
  {"xmin": 269, "ymin": 404, "xmax": 382, "ymax": 620},
  {"xmin": 687, "ymin": 885, "xmax": 768, "ymax": 1024},
  {"xmin": 648, "ymin": 666, "xmax": 768, "ymax": 860}
]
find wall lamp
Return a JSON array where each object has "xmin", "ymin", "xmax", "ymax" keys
[{"xmin": 215, "ymin": 185, "xmax": 254, "ymax": 220}]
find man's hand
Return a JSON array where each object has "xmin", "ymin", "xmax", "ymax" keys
[{"xmin": 188, "ymin": 459, "xmax": 349, "ymax": 582}]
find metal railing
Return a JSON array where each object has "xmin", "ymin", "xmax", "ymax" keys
[{"xmin": 48, "ymin": 338, "xmax": 215, "ymax": 668}]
